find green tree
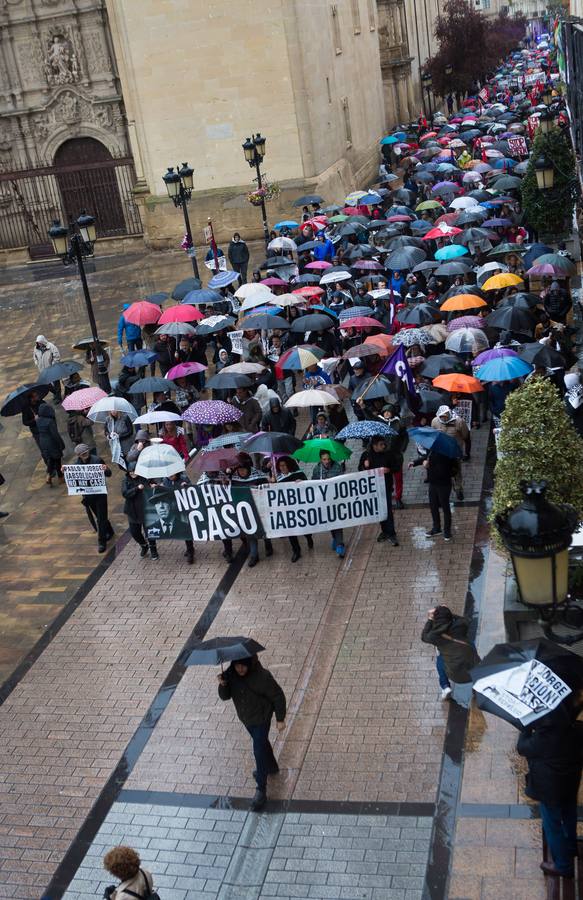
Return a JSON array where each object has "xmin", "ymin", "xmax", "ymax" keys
[
  {"xmin": 520, "ymin": 126, "xmax": 577, "ymax": 238},
  {"xmin": 491, "ymin": 378, "xmax": 583, "ymax": 547}
]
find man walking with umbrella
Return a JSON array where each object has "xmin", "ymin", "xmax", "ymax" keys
[{"xmin": 218, "ymin": 651, "xmax": 286, "ymax": 811}]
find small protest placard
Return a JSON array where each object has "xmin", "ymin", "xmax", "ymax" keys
[
  {"xmin": 229, "ymin": 330, "xmax": 243, "ymax": 355},
  {"xmin": 455, "ymin": 400, "xmax": 473, "ymax": 429},
  {"xmin": 474, "ymin": 659, "xmax": 571, "ymax": 726},
  {"xmin": 507, "ymin": 136, "xmax": 528, "ymax": 158},
  {"xmin": 63, "ymin": 464, "xmax": 107, "ymax": 496}
]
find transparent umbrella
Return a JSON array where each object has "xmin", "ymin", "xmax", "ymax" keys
[
  {"xmin": 135, "ymin": 443, "xmax": 185, "ymax": 479},
  {"xmin": 445, "ymin": 328, "xmax": 489, "ymax": 354},
  {"xmin": 87, "ymin": 396, "xmax": 138, "ymax": 423}
]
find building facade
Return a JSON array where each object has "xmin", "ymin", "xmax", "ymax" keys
[{"xmin": 0, "ymin": 0, "xmax": 441, "ymax": 260}]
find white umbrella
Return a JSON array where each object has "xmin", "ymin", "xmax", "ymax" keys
[
  {"xmin": 87, "ymin": 396, "xmax": 138, "ymax": 423},
  {"xmin": 134, "ymin": 411, "xmax": 183, "ymax": 425},
  {"xmin": 268, "ymin": 236, "xmax": 297, "ymax": 252},
  {"xmin": 284, "ymin": 389, "xmax": 337, "ymax": 408},
  {"xmin": 462, "ymin": 172, "xmax": 482, "ymax": 184},
  {"xmin": 265, "ymin": 293, "xmax": 304, "ymax": 307},
  {"xmin": 445, "ymin": 328, "xmax": 489, "ymax": 354},
  {"xmin": 449, "ymin": 196, "xmax": 478, "ymax": 209},
  {"xmin": 219, "ymin": 362, "xmax": 266, "ymax": 374},
  {"xmin": 477, "ymin": 261, "xmax": 508, "ymax": 285},
  {"xmin": 320, "ymin": 270, "xmax": 352, "ymax": 285},
  {"xmin": 240, "ymin": 292, "xmax": 274, "ymax": 312},
  {"xmin": 234, "ymin": 283, "xmax": 272, "ymax": 300},
  {"xmin": 134, "ymin": 443, "xmax": 185, "ymax": 479}
]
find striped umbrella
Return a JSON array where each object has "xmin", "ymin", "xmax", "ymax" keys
[
  {"xmin": 208, "ymin": 270, "xmax": 240, "ymax": 289},
  {"xmin": 278, "ymin": 345, "xmax": 326, "ymax": 371}
]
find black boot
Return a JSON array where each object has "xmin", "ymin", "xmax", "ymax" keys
[
  {"xmin": 250, "ymin": 789, "xmax": 267, "ymax": 811},
  {"xmin": 140, "ymin": 544, "xmax": 149, "ymax": 558}
]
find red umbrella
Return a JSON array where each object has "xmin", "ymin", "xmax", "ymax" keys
[
  {"xmin": 422, "ymin": 224, "xmax": 462, "ymax": 240},
  {"xmin": 292, "ymin": 286, "xmax": 325, "ymax": 297},
  {"xmin": 123, "ymin": 301, "xmax": 161, "ymax": 327},
  {"xmin": 158, "ymin": 305, "xmax": 204, "ymax": 324},
  {"xmin": 302, "ymin": 216, "xmax": 328, "ymax": 230},
  {"xmin": 387, "ymin": 214, "xmax": 413, "ymax": 223},
  {"xmin": 433, "ymin": 213, "xmax": 461, "ymax": 228},
  {"xmin": 341, "ymin": 316, "xmax": 385, "ymax": 330},
  {"xmin": 419, "ymin": 131, "xmax": 438, "ymax": 142}
]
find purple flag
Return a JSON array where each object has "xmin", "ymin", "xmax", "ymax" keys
[{"xmin": 379, "ymin": 344, "xmax": 420, "ymax": 409}]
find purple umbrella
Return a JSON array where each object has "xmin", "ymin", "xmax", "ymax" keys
[
  {"xmin": 482, "ymin": 218, "xmax": 512, "ymax": 227},
  {"xmin": 472, "ymin": 347, "xmax": 518, "ymax": 367},
  {"xmin": 447, "ymin": 316, "xmax": 485, "ymax": 331},
  {"xmin": 431, "ymin": 181, "xmax": 461, "ymax": 194},
  {"xmin": 166, "ymin": 362, "xmax": 207, "ymax": 379},
  {"xmin": 182, "ymin": 400, "xmax": 243, "ymax": 425}
]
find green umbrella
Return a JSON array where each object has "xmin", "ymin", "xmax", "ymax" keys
[
  {"xmin": 329, "ymin": 214, "xmax": 350, "ymax": 223},
  {"xmin": 293, "ymin": 438, "xmax": 352, "ymax": 463}
]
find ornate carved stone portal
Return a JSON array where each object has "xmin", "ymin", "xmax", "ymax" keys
[
  {"xmin": 376, "ymin": 0, "xmax": 414, "ymax": 126},
  {"xmin": 0, "ymin": 0, "xmax": 130, "ymax": 168}
]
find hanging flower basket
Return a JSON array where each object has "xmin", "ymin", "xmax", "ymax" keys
[{"xmin": 247, "ymin": 181, "xmax": 281, "ymax": 206}]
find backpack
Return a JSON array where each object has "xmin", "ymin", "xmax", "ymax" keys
[{"xmin": 121, "ymin": 869, "xmax": 160, "ymax": 900}]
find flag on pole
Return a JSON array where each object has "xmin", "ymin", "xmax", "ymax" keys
[{"xmin": 379, "ymin": 344, "xmax": 420, "ymax": 410}]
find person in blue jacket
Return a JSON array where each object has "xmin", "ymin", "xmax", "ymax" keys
[
  {"xmin": 118, "ymin": 304, "xmax": 142, "ymax": 352},
  {"xmin": 313, "ymin": 232, "xmax": 334, "ymax": 262}
]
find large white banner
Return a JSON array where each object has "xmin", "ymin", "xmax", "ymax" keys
[
  {"xmin": 473, "ymin": 659, "xmax": 571, "ymax": 726},
  {"xmin": 63, "ymin": 464, "xmax": 107, "ymax": 496},
  {"xmin": 253, "ymin": 468, "xmax": 388, "ymax": 538}
]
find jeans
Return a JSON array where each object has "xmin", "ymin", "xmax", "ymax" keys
[
  {"xmin": 436, "ymin": 653, "xmax": 450, "ymax": 690},
  {"xmin": 245, "ymin": 720, "xmax": 278, "ymax": 791},
  {"xmin": 127, "ymin": 337, "xmax": 143, "ymax": 352},
  {"xmin": 380, "ymin": 504, "xmax": 396, "ymax": 537},
  {"xmin": 540, "ymin": 800, "xmax": 578, "ymax": 873},
  {"xmin": 428, "ymin": 482, "xmax": 452, "ymax": 534},
  {"xmin": 129, "ymin": 521, "xmax": 156, "ymax": 551},
  {"xmin": 331, "ymin": 528, "xmax": 344, "ymax": 549}
]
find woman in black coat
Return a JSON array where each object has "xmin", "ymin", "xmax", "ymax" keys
[
  {"xmin": 121, "ymin": 462, "xmax": 158, "ymax": 560},
  {"xmin": 37, "ymin": 401, "xmax": 65, "ymax": 485},
  {"xmin": 517, "ymin": 701, "xmax": 583, "ymax": 878}
]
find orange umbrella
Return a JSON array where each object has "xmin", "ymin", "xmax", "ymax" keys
[
  {"xmin": 158, "ymin": 305, "xmax": 204, "ymax": 324},
  {"xmin": 440, "ymin": 294, "xmax": 488, "ymax": 312},
  {"xmin": 364, "ymin": 333, "xmax": 393, "ymax": 352},
  {"xmin": 482, "ymin": 273, "xmax": 524, "ymax": 291},
  {"xmin": 432, "ymin": 373, "xmax": 484, "ymax": 393}
]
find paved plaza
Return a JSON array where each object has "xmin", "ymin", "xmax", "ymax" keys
[{"xmin": 0, "ymin": 254, "xmax": 556, "ymax": 900}]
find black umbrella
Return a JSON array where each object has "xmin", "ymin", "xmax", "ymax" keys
[
  {"xmin": 417, "ymin": 388, "xmax": 447, "ymax": 415},
  {"xmin": 206, "ymin": 372, "xmax": 253, "ymax": 389},
  {"xmin": 242, "ymin": 432, "xmax": 303, "ymax": 454},
  {"xmin": 259, "ymin": 256, "xmax": 294, "ymax": 269},
  {"xmin": 345, "ymin": 244, "xmax": 377, "ymax": 260},
  {"xmin": 145, "ymin": 292, "xmax": 169, "ymax": 304},
  {"xmin": 470, "ymin": 638, "xmax": 583, "ymax": 730},
  {"xmin": 453, "ymin": 228, "xmax": 497, "ymax": 246},
  {"xmin": 128, "ymin": 376, "xmax": 176, "ymax": 393},
  {"xmin": 36, "ymin": 360, "xmax": 84, "ymax": 383},
  {"xmin": 392, "ymin": 188, "xmax": 416, "ymax": 206},
  {"xmin": 418, "ymin": 354, "xmax": 465, "ymax": 378},
  {"xmin": 433, "ymin": 262, "xmax": 474, "ymax": 279},
  {"xmin": 337, "ymin": 222, "xmax": 367, "ymax": 237},
  {"xmin": 455, "ymin": 209, "xmax": 489, "ymax": 226},
  {"xmin": 321, "ymin": 204, "xmax": 343, "ymax": 215},
  {"xmin": 172, "ymin": 277, "xmax": 202, "ymax": 301},
  {"xmin": 72, "ymin": 338, "xmax": 110, "ymax": 351},
  {"xmin": 195, "ymin": 316, "xmax": 236, "ymax": 335},
  {"xmin": 386, "ymin": 205, "xmax": 417, "ymax": 218},
  {"xmin": 518, "ymin": 343, "xmax": 565, "ymax": 368},
  {"xmin": 290, "ymin": 314, "xmax": 334, "ymax": 332},
  {"xmin": 187, "ymin": 636, "xmax": 265, "ymax": 668},
  {"xmin": 294, "ymin": 273, "xmax": 320, "ymax": 284},
  {"xmin": 485, "ymin": 306, "xmax": 535, "ymax": 334},
  {"xmin": 397, "ymin": 304, "xmax": 442, "ymax": 326},
  {"xmin": 366, "ymin": 220, "xmax": 394, "ymax": 231},
  {"xmin": 413, "ymin": 260, "xmax": 440, "ymax": 274},
  {"xmin": 351, "ymin": 376, "xmax": 393, "ymax": 401},
  {"xmin": 385, "ymin": 248, "xmax": 426, "ymax": 270},
  {"xmin": 385, "ymin": 236, "xmax": 426, "ymax": 250},
  {"xmin": 239, "ymin": 314, "xmax": 291, "ymax": 331},
  {"xmin": 297, "ymin": 240, "xmax": 319, "ymax": 252},
  {"xmin": 498, "ymin": 292, "xmax": 542, "ymax": 311},
  {"xmin": 292, "ymin": 194, "xmax": 324, "ymax": 207},
  {"xmin": 1, "ymin": 383, "xmax": 50, "ymax": 417},
  {"xmin": 523, "ymin": 243, "xmax": 554, "ymax": 269}
]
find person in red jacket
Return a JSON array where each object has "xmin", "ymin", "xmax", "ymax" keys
[{"xmin": 160, "ymin": 420, "xmax": 189, "ymax": 460}]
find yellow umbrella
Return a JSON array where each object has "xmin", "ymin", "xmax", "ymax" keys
[{"xmin": 482, "ymin": 273, "xmax": 524, "ymax": 291}]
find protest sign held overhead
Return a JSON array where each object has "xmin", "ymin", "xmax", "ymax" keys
[
  {"xmin": 473, "ymin": 659, "xmax": 571, "ymax": 726},
  {"xmin": 63, "ymin": 464, "xmax": 107, "ymax": 496}
]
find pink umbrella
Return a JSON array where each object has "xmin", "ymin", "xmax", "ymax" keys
[
  {"xmin": 305, "ymin": 261, "xmax": 332, "ymax": 270},
  {"xmin": 261, "ymin": 277, "xmax": 289, "ymax": 287},
  {"xmin": 352, "ymin": 260, "xmax": 384, "ymax": 271},
  {"xmin": 62, "ymin": 386, "xmax": 107, "ymax": 412},
  {"xmin": 158, "ymin": 305, "xmax": 204, "ymax": 324},
  {"xmin": 166, "ymin": 362, "xmax": 207, "ymax": 380},
  {"xmin": 341, "ymin": 316, "xmax": 385, "ymax": 329},
  {"xmin": 446, "ymin": 316, "xmax": 485, "ymax": 331},
  {"xmin": 123, "ymin": 300, "xmax": 161, "ymax": 326}
]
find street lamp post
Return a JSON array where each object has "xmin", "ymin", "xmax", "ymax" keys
[
  {"xmin": 48, "ymin": 213, "xmax": 111, "ymax": 393},
  {"xmin": 242, "ymin": 134, "xmax": 270, "ymax": 250},
  {"xmin": 534, "ymin": 154, "xmax": 555, "ymax": 190},
  {"xmin": 162, "ymin": 163, "xmax": 200, "ymax": 280}
]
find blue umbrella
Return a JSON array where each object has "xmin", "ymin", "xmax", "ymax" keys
[
  {"xmin": 274, "ymin": 220, "xmax": 299, "ymax": 230},
  {"xmin": 182, "ymin": 288, "xmax": 224, "ymax": 305},
  {"xmin": 336, "ymin": 421, "xmax": 397, "ymax": 440},
  {"xmin": 120, "ymin": 350, "xmax": 158, "ymax": 367},
  {"xmin": 208, "ymin": 270, "xmax": 240, "ymax": 289},
  {"xmin": 523, "ymin": 243, "xmax": 553, "ymax": 269},
  {"xmin": 475, "ymin": 356, "xmax": 533, "ymax": 382},
  {"xmin": 380, "ymin": 135, "xmax": 399, "ymax": 145},
  {"xmin": 339, "ymin": 306, "xmax": 375, "ymax": 321},
  {"xmin": 408, "ymin": 427, "xmax": 462, "ymax": 459},
  {"xmin": 434, "ymin": 245, "xmax": 469, "ymax": 261},
  {"xmin": 411, "ymin": 220, "xmax": 433, "ymax": 234},
  {"xmin": 145, "ymin": 292, "xmax": 169, "ymax": 304},
  {"xmin": 360, "ymin": 193, "xmax": 383, "ymax": 205}
]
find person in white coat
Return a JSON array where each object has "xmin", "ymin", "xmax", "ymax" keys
[{"xmin": 33, "ymin": 334, "xmax": 62, "ymax": 402}]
